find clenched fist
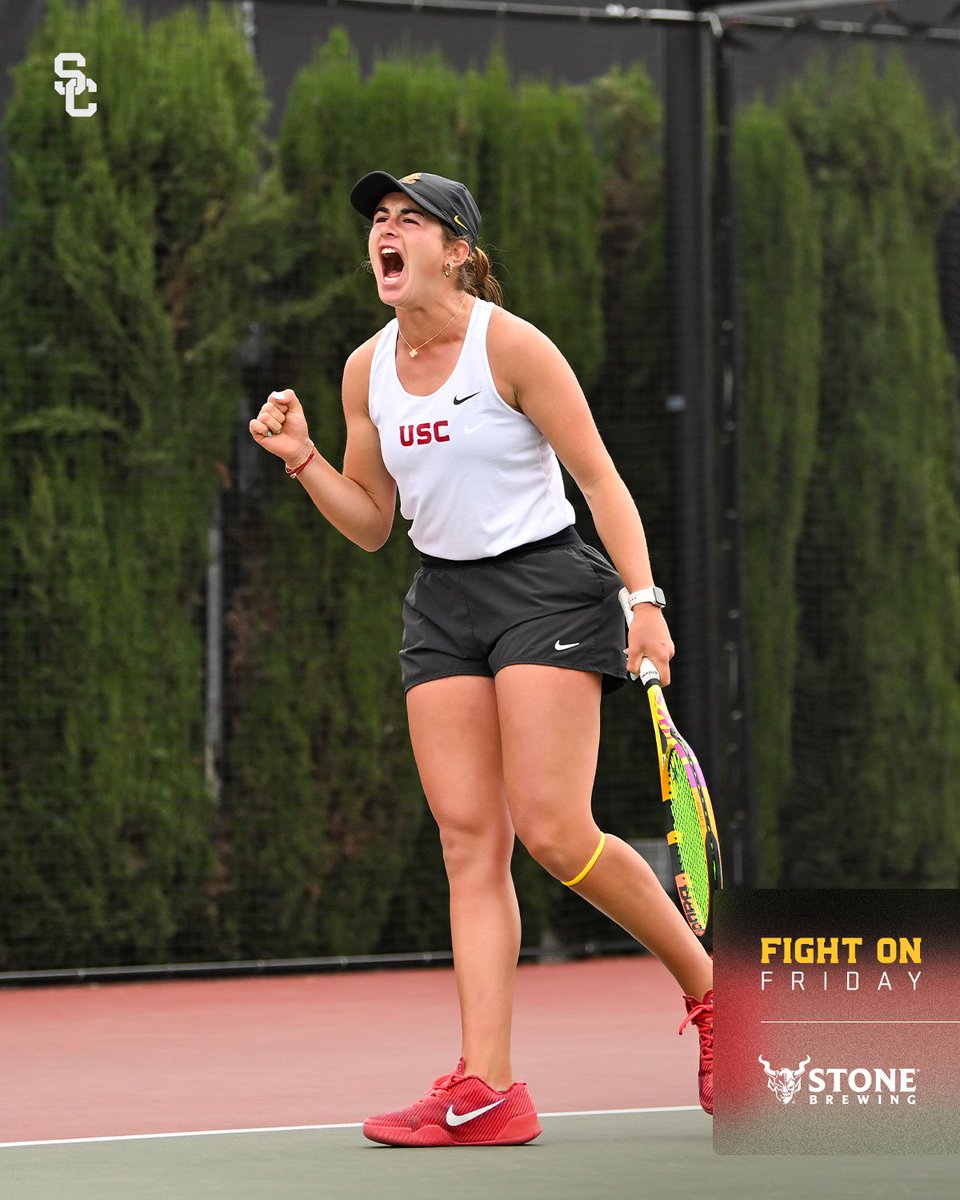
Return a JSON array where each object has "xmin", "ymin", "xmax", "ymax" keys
[{"xmin": 250, "ymin": 389, "xmax": 313, "ymax": 466}]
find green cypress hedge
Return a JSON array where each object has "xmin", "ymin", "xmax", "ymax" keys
[
  {"xmin": 759, "ymin": 51, "xmax": 960, "ymax": 885},
  {"xmin": 0, "ymin": 0, "xmax": 272, "ymax": 966},
  {"xmin": 734, "ymin": 103, "xmax": 822, "ymax": 886}
]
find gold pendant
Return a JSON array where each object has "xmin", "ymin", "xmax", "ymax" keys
[{"xmin": 409, "ymin": 348, "xmax": 418, "ymax": 358}]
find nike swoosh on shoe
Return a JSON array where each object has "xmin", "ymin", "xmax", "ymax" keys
[{"xmin": 445, "ymin": 1097, "xmax": 508, "ymax": 1127}]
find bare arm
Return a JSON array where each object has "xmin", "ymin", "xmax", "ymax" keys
[
  {"xmin": 249, "ymin": 338, "xmax": 396, "ymax": 553},
  {"xmin": 488, "ymin": 311, "xmax": 675, "ymax": 682}
]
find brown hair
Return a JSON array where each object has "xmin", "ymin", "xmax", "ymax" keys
[{"xmin": 442, "ymin": 228, "xmax": 504, "ymax": 307}]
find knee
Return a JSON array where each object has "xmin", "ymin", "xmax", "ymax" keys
[
  {"xmin": 513, "ymin": 816, "xmax": 598, "ymax": 883},
  {"xmin": 436, "ymin": 814, "xmax": 514, "ymax": 882}
]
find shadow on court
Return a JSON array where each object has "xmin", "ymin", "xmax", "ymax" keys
[{"xmin": 2, "ymin": 1112, "xmax": 957, "ymax": 1200}]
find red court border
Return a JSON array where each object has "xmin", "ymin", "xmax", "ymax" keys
[{"xmin": 1, "ymin": 955, "xmax": 700, "ymax": 1143}]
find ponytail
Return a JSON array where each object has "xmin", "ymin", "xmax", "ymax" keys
[
  {"xmin": 460, "ymin": 247, "xmax": 504, "ymax": 307},
  {"xmin": 442, "ymin": 227, "xmax": 504, "ymax": 306}
]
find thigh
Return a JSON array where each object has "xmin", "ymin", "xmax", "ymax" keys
[
  {"xmin": 406, "ymin": 675, "xmax": 514, "ymax": 855},
  {"xmin": 494, "ymin": 664, "xmax": 602, "ymax": 838}
]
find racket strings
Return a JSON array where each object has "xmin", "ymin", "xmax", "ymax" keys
[{"xmin": 668, "ymin": 749, "xmax": 711, "ymax": 920}]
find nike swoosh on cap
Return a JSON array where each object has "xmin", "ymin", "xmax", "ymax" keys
[
  {"xmin": 555, "ymin": 640, "xmax": 581, "ymax": 651},
  {"xmin": 453, "ymin": 391, "xmax": 480, "ymax": 405},
  {"xmin": 445, "ymin": 1097, "xmax": 508, "ymax": 1127}
]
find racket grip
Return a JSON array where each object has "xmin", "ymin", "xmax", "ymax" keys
[
  {"xmin": 638, "ymin": 656, "xmax": 660, "ymax": 685},
  {"xmin": 618, "ymin": 587, "xmax": 662, "ymax": 685}
]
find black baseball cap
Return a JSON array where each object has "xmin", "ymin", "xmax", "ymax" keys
[{"xmin": 350, "ymin": 171, "xmax": 481, "ymax": 252}]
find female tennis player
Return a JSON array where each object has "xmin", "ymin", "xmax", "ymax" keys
[{"xmin": 250, "ymin": 170, "xmax": 714, "ymax": 1145}]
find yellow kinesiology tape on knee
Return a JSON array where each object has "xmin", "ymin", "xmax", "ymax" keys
[{"xmin": 561, "ymin": 832, "xmax": 607, "ymax": 887}]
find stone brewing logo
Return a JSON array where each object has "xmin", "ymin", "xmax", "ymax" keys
[{"xmin": 757, "ymin": 1054, "xmax": 919, "ymax": 1106}]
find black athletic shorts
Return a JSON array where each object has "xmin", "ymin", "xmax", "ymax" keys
[{"xmin": 400, "ymin": 527, "xmax": 629, "ymax": 695}]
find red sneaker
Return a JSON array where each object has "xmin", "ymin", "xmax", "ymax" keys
[
  {"xmin": 363, "ymin": 1059, "xmax": 542, "ymax": 1147},
  {"xmin": 679, "ymin": 989, "xmax": 714, "ymax": 1115}
]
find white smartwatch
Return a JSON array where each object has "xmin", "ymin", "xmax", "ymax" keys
[{"xmin": 626, "ymin": 586, "xmax": 666, "ymax": 610}]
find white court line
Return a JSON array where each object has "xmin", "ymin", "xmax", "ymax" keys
[{"xmin": 0, "ymin": 1106, "xmax": 701, "ymax": 1150}]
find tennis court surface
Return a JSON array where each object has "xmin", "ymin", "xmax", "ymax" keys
[{"xmin": 2, "ymin": 956, "xmax": 954, "ymax": 1199}]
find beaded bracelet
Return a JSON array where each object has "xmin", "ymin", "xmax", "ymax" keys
[{"xmin": 285, "ymin": 444, "xmax": 316, "ymax": 481}]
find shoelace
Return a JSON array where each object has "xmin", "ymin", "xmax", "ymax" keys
[
  {"xmin": 423, "ymin": 1072, "xmax": 465, "ymax": 1102},
  {"xmin": 678, "ymin": 1003, "xmax": 714, "ymax": 1067}
]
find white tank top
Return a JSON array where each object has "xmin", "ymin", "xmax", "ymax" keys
[{"xmin": 369, "ymin": 298, "xmax": 575, "ymax": 559}]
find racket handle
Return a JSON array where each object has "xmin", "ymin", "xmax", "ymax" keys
[
  {"xmin": 638, "ymin": 656, "xmax": 660, "ymax": 685},
  {"xmin": 618, "ymin": 587, "xmax": 662, "ymax": 685}
]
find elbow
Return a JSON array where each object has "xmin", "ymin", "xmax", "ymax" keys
[
  {"xmin": 584, "ymin": 468, "xmax": 621, "ymax": 497},
  {"xmin": 355, "ymin": 521, "xmax": 392, "ymax": 553}
]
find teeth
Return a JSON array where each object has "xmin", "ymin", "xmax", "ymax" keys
[{"xmin": 381, "ymin": 247, "xmax": 398, "ymax": 256}]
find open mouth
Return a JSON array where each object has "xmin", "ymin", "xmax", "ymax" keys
[{"xmin": 379, "ymin": 245, "xmax": 405, "ymax": 282}]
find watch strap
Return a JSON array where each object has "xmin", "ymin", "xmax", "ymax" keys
[{"xmin": 626, "ymin": 586, "xmax": 666, "ymax": 610}]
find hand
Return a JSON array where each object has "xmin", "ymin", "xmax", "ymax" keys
[
  {"xmin": 626, "ymin": 604, "xmax": 674, "ymax": 685},
  {"xmin": 250, "ymin": 388, "xmax": 312, "ymax": 466}
]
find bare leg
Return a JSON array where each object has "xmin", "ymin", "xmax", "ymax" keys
[
  {"xmin": 495, "ymin": 664, "xmax": 713, "ymax": 1001},
  {"xmin": 406, "ymin": 675, "xmax": 519, "ymax": 1090}
]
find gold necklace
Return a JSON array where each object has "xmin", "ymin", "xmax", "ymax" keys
[{"xmin": 398, "ymin": 294, "xmax": 467, "ymax": 359}]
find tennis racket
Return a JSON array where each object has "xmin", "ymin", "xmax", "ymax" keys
[{"xmin": 619, "ymin": 587, "xmax": 723, "ymax": 938}]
